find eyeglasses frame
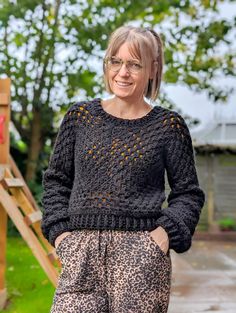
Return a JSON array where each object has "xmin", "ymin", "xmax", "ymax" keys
[{"xmin": 103, "ymin": 56, "xmax": 144, "ymax": 74}]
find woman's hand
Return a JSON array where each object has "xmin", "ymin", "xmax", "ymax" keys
[
  {"xmin": 55, "ymin": 232, "xmax": 72, "ymax": 249},
  {"xmin": 149, "ymin": 226, "xmax": 169, "ymax": 254}
]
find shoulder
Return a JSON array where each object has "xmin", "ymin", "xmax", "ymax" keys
[
  {"xmin": 66, "ymin": 99, "xmax": 92, "ymax": 114},
  {"xmin": 156, "ymin": 106, "xmax": 191, "ymax": 141},
  {"xmin": 59, "ymin": 99, "xmax": 96, "ymax": 127},
  {"xmin": 156, "ymin": 106, "xmax": 186, "ymax": 126},
  {"xmin": 65, "ymin": 98, "xmax": 98, "ymax": 118}
]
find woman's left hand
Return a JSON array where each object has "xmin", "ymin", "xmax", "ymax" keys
[{"xmin": 149, "ymin": 226, "xmax": 169, "ymax": 254}]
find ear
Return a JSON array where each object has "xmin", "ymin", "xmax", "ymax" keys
[{"xmin": 149, "ymin": 61, "xmax": 158, "ymax": 79}]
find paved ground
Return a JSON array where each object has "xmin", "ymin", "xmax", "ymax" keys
[{"xmin": 168, "ymin": 240, "xmax": 236, "ymax": 313}]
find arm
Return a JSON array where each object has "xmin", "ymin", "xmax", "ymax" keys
[
  {"xmin": 156, "ymin": 112, "xmax": 205, "ymax": 253},
  {"xmin": 41, "ymin": 107, "xmax": 76, "ymax": 247}
]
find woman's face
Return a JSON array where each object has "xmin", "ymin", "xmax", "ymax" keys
[{"xmin": 106, "ymin": 42, "xmax": 150, "ymax": 102}]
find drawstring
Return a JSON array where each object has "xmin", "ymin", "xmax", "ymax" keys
[
  {"xmin": 98, "ymin": 230, "xmax": 102, "ymax": 257},
  {"xmin": 97, "ymin": 229, "xmax": 113, "ymax": 311},
  {"xmin": 98, "ymin": 230, "xmax": 112, "ymax": 259},
  {"xmin": 108, "ymin": 229, "xmax": 112, "ymax": 243},
  {"xmin": 103, "ymin": 230, "xmax": 112, "ymax": 259}
]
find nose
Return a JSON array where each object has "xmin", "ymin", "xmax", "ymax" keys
[{"xmin": 117, "ymin": 63, "xmax": 130, "ymax": 76}]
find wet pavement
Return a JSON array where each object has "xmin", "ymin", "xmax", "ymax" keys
[{"xmin": 168, "ymin": 240, "xmax": 236, "ymax": 313}]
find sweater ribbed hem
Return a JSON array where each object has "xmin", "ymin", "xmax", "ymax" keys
[{"xmin": 70, "ymin": 213, "xmax": 160, "ymax": 231}]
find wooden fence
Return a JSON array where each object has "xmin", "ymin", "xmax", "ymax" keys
[{"xmin": 163, "ymin": 153, "xmax": 236, "ymax": 230}]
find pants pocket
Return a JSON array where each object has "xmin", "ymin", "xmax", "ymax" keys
[
  {"xmin": 55, "ymin": 230, "xmax": 99, "ymax": 294},
  {"xmin": 144, "ymin": 231, "xmax": 169, "ymax": 259},
  {"xmin": 55, "ymin": 231, "xmax": 76, "ymax": 261}
]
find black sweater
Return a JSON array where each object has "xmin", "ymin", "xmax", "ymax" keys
[{"xmin": 41, "ymin": 98, "xmax": 205, "ymax": 253}]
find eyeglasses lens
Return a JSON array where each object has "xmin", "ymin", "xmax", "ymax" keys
[{"xmin": 105, "ymin": 58, "xmax": 142, "ymax": 73}]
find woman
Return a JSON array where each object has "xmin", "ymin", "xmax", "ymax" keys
[{"xmin": 41, "ymin": 25, "xmax": 205, "ymax": 313}]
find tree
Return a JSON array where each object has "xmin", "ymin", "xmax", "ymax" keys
[{"xmin": 0, "ymin": 0, "xmax": 235, "ymax": 182}]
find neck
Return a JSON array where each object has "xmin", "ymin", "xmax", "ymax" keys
[{"xmin": 110, "ymin": 96, "xmax": 151, "ymax": 117}]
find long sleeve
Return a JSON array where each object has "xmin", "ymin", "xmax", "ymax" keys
[
  {"xmin": 41, "ymin": 107, "xmax": 76, "ymax": 247},
  {"xmin": 156, "ymin": 112, "xmax": 205, "ymax": 253}
]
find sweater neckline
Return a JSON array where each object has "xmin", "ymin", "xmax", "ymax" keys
[{"xmin": 93, "ymin": 97, "xmax": 159, "ymax": 125}]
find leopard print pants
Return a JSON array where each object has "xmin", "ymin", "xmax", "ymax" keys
[{"xmin": 50, "ymin": 229, "xmax": 172, "ymax": 313}]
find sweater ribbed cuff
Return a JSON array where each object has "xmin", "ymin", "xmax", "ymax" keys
[
  {"xmin": 155, "ymin": 215, "xmax": 182, "ymax": 251},
  {"xmin": 48, "ymin": 220, "xmax": 71, "ymax": 247}
]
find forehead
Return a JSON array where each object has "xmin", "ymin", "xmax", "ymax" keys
[{"xmin": 113, "ymin": 41, "xmax": 141, "ymax": 60}]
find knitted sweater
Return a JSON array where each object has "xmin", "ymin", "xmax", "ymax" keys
[{"xmin": 41, "ymin": 98, "xmax": 205, "ymax": 253}]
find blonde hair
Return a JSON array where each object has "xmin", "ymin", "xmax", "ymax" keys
[{"xmin": 103, "ymin": 25, "xmax": 164, "ymax": 101}]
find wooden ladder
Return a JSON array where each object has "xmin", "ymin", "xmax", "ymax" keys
[
  {"xmin": 0, "ymin": 160, "xmax": 60, "ymax": 287},
  {"xmin": 0, "ymin": 78, "xmax": 60, "ymax": 309}
]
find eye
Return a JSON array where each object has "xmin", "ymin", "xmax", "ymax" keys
[
  {"xmin": 128, "ymin": 61, "xmax": 142, "ymax": 70},
  {"xmin": 110, "ymin": 57, "xmax": 121, "ymax": 65}
]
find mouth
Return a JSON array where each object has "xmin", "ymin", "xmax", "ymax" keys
[{"xmin": 115, "ymin": 80, "xmax": 133, "ymax": 87}]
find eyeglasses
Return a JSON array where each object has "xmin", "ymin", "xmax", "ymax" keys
[{"xmin": 104, "ymin": 57, "xmax": 143, "ymax": 74}]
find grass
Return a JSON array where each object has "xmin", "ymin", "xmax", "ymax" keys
[{"xmin": 1, "ymin": 236, "xmax": 55, "ymax": 313}]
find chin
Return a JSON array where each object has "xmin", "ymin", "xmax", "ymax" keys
[
  {"xmin": 113, "ymin": 94, "xmax": 134, "ymax": 102},
  {"xmin": 111, "ymin": 88, "xmax": 134, "ymax": 100},
  {"xmin": 114, "ymin": 92, "xmax": 130, "ymax": 98}
]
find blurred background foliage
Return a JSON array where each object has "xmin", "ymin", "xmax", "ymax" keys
[{"xmin": 0, "ymin": 0, "xmax": 235, "ymax": 232}]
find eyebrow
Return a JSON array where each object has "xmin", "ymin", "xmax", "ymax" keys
[{"xmin": 112, "ymin": 56, "xmax": 141, "ymax": 62}]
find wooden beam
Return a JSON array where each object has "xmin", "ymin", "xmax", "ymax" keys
[
  {"xmin": 10, "ymin": 155, "xmax": 39, "ymax": 211},
  {"xmin": 207, "ymin": 154, "xmax": 215, "ymax": 230},
  {"xmin": 0, "ymin": 78, "xmax": 10, "ymax": 309},
  {"xmin": 1, "ymin": 178, "xmax": 24, "ymax": 189},
  {"xmin": 0, "ymin": 78, "xmax": 10, "ymax": 165},
  {"xmin": 24, "ymin": 211, "xmax": 43, "ymax": 226},
  {"xmin": 0, "ymin": 288, "xmax": 7, "ymax": 310},
  {"xmin": 0, "ymin": 203, "xmax": 7, "ymax": 290},
  {"xmin": 0, "ymin": 94, "xmax": 8, "ymax": 105}
]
